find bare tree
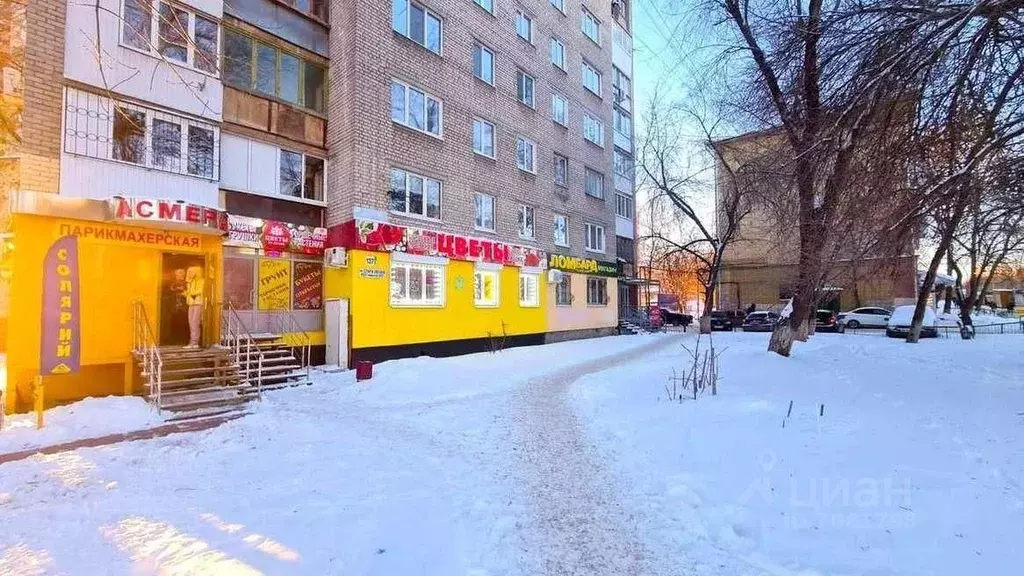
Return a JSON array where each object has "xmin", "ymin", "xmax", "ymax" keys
[{"xmin": 638, "ymin": 97, "xmax": 755, "ymax": 333}]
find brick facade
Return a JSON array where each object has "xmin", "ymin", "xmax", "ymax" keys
[{"xmin": 326, "ymin": 0, "xmax": 621, "ymax": 262}]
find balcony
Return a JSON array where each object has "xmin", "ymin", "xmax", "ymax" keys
[
  {"xmin": 613, "ymin": 24, "xmax": 633, "ymax": 76},
  {"xmin": 614, "ymin": 129, "xmax": 633, "ymax": 154},
  {"xmin": 615, "ymin": 173, "xmax": 633, "ymax": 194}
]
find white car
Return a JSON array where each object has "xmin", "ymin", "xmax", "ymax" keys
[
  {"xmin": 837, "ymin": 307, "xmax": 892, "ymax": 329},
  {"xmin": 886, "ymin": 305, "xmax": 938, "ymax": 338}
]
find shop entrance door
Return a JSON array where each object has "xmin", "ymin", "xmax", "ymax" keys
[{"xmin": 160, "ymin": 253, "xmax": 205, "ymax": 346}]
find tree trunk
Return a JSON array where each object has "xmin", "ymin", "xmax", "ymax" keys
[
  {"xmin": 700, "ymin": 285, "xmax": 715, "ymax": 334},
  {"xmin": 699, "ymin": 313, "xmax": 711, "ymax": 334},
  {"xmin": 908, "ymin": 235, "xmax": 951, "ymax": 342},
  {"xmin": 768, "ymin": 320, "xmax": 796, "ymax": 357},
  {"xmin": 942, "ymin": 286, "xmax": 953, "ymax": 314}
]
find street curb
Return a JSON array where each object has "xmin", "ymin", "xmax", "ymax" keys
[{"xmin": 0, "ymin": 412, "xmax": 246, "ymax": 465}]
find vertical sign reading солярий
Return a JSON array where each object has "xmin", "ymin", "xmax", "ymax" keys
[{"xmin": 41, "ymin": 235, "xmax": 81, "ymax": 375}]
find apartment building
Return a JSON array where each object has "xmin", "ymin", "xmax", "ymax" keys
[
  {"xmin": 323, "ymin": 0, "xmax": 637, "ymax": 361},
  {"xmin": 1, "ymin": 0, "xmax": 635, "ymax": 411}
]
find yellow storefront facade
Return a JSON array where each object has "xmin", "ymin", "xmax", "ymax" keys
[
  {"xmin": 4, "ymin": 193, "xmax": 226, "ymax": 413},
  {"xmin": 325, "ymin": 218, "xmax": 618, "ymax": 363}
]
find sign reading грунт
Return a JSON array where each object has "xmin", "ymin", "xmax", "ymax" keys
[{"xmin": 547, "ymin": 253, "xmax": 618, "ymax": 277}]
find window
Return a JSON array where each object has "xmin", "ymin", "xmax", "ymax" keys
[
  {"xmin": 282, "ymin": 0, "xmax": 329, "ymax": 20},
  {"xmin": 475, "ymin": 193, "xmax": 495, "ymax": 231},
  {"xmin": 585, "ymin": 223, "xmax": 606, "ymax": 252},
  {"xmin": 66, "ymin": 88, "xmax": 219, "ymax": 179},
  {"xmin": 614, "ymin": 108, "xmax": 632, "ymax": 139},
  {"xmin": 473, "ymin": 118, "xmax": 495, "ymax": 158},
  {"xmin": 187, "ymin": 125, "xmax": 215, "ymax": 178},
  {"xmin": 517, "ymin": 70, "xmax": 536, "ymax": 108},
  {"xmin": 553, "ymin": 213, "xmax": 568, "ymax": 246},
  {"xmin": 614, "ymin": 148, "xmax": 633, "ymax": 178},
  {"xmin": 518, "ymin": 205, "xmax": 535, "ymax": 239},
  {"xmin": 582, "ymin": 61, "xmax": 602, "ymax": 96},
  {"xmin": 279, "ymin": 149, "xmax": 303, "ymax": 198},
  {"xmin": 473, "ymin": 43, "xmax": 494, "ymax": 85},
  {"xmin": 516, "ymin": 11, "xmax": 534, "ymax": 43},
  {"xmin": 550, "ymin": 38, "xmax": 566, "ymax": 70},
  {"xmin": 474, "ymin": 269, "xmax": 500, "ymax": 307},
  {"xmin": 585, "ymin": 167, "xmax": 605, "ymax": 199},
  {"xmin": 587, "ymin": 276, "xmax": 608, "ymax": 305},
  {"xmin": 157, "ymin": 3, "xmax": 188, "ymax": 62},
  {"xmin": 122, "ymin": 1, "xmax": 219, "ymax": 75},
  {"xmin": 391, "ymin": 80, "xmax": 443, "ymax": 137},
  {"xmin": 551, "ymin": 0, "xmax": 567, "ymax": 14},
  {"xmin": 273, "ymin": 149, "xmax": 325, "ymax": 201},
  {"xmin": 122, "ymin": 0, "xmax": 151, "ymax": 51},
  {"xmin": 389, "ymin": 168, "xmax": 442, "ymax": 219},
  {"xmin": 520, "ymin": 273, "xmax": 540, "ymax": 307},
  {"xmin": 391, "ymin": 261, "xmax": 446, "ymax": 307},
  {"xmin": 112, "ymin": 107, "xmax": 145, "ymax": 164},
  {"xmin": 583, "ymin": 113, "xmax": 604, "ymax": 146},
  {"xmin": 612, "ymin": 66, "xmax": 631, "ymax": 108},
  {"xmin": 516, "ymin": 137, "xmax": 536, "ymax": 173},
  {"xmin": 151, "ymin": 118, "xmax": 182, "ymax": 171},
  {"xmin": 556, "ymin": 274, "xmax": 572, "ymax": 306},
  {"xmin": 221, "ymin": 29, "xmax": 326, "ymax": 113},
  {"xmin": 616, "ymin": 193, "xmax": 633, "ymax": 219},
  {"xmin": 474, "ymin": 0, "xmax": 494, "ymax": 13},
  {"xmin": 582, "ymin": 7, "xmax": 601, "ymax": 45},
  {"xmin": 552, "ymin": 93, "xmax": 568, "ymax": 126},
  {"xmin": 393, "ymin": 0, "xmax": 442, "ymax": 55},
  {"xmin": 554, "ymin": 153, "xmax": 568, "ymax": 187}
]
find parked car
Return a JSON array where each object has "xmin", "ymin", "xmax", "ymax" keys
[
  {"xmin": 885, "ymin": 305, "xmax": 938, "ymax": 338},
  {"xmin": 709, "ymin": 310, "xmax": 745, "ymax": 331},
  {"xmin": 742, "ymin": 311, "xmax": 780, "ymax": 332},
  {"xmin": 837, "ymin": 307, "xmax": 892, "ymax": 329},
  {"xmin": 815, "ymin": 309, "xmax": 845, "ymax": 333}
]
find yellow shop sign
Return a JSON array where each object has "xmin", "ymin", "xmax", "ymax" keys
[{"xmin": 547, "ymin": 254, "xmax": 618, "ymax": 277}]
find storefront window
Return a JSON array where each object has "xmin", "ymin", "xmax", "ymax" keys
[
  {"xmin": 556, "ymin": 274, "xmax": 572, "ymax": 306},
  {"xmin": 258, "ymin": 258, "xmax": 292, "ymax": 310},
  {"xmin": 474, "ymin": 269, "xmax": 499, "ymax": 307},
  {"xmin": 224, "ymin": 255, "xmax": 255, "ymax": 310},
  {"xmin": 519, "ymin": 273, "xmax": 539, "ymax": 307},
  {"xmin": 587, "ymin": 277, "xmax": 608, "ymax": 306},
  {"xmin": 391, "ymin": 261, "xmax": 445, "ymax": 307}
]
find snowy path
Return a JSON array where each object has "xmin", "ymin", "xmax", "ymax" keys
[{"xmin": 511, "ymin": 335, "xmax": 683, "ymax": 576}]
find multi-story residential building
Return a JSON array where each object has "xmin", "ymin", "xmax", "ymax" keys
[
  {"xmin": 1, "ymin": 0, "xmax": 635, "ymax": 412},
  {"xmin": 712, "ymin": 129, "xmax": 917, "ymax": 314},
  {"xmin": 323, "ymin": 0, "xmax": 637, "ymax": 361}
]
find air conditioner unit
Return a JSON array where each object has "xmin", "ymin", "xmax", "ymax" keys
[
  {"xmin": 548, "ymin": 269, "xmax": 564, "ymax": 283},
  {"xmin": 324, "ymin": 247, "xmax": 348, "ymax": 268}
]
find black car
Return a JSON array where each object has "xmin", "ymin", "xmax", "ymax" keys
[
  {"xmin": 814, "ymin": 309, "xmax": 845, "ymax": 333},
  {"xmin": 741, "ymin": 311, "xmax": 780, "ymax": 332},
  {"xmin": 709, "ymin": 311, "xmax": 739, "ymax": 331}
]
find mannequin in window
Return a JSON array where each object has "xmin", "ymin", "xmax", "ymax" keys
[{"xmin": 185, "ymin": 266, "xmax": 206, "ymax": 348}]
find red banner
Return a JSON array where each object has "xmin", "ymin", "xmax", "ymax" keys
[
  {"xmin": 293, "ymin": 262, "xmax": 323, "ymax": 310},
  {"xmin": 328, "ymin": 219, "xmax": 547, "ymax": 268},
  {"xmin": 227, "ymin": 215, "xmax": 327, "ymax": 256},
  {"xmin": 40, "ymin": 236, "xmax": 81, "ymax": 375}
]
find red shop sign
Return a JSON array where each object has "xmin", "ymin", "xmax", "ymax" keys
[
  {"xmin": 330, "ymin": 219, "xmax": 546, "ymax": 268},
  {"xmin": 227, "ymin": 215, "xmax": 327, "ymax": 256},
  {"xmin": 109, "ymin": 197, "xmax": 228, "ymax": 232}
]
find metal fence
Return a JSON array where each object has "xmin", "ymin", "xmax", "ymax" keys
[{"xmin": 844, "ymin": 319, "xmax": 1024, "ymax": 338}]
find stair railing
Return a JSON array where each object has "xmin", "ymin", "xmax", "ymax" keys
[
  {"xmin": 275, "ymin": 310, "xmax": 312, "ymax": 379},
  {"xmin": 132, "ymin": 300, "xmax": 163, "ymax": 411},
  {"xmin": 220, "ymin": 300, "xmax": 265, "ymax": 401}
]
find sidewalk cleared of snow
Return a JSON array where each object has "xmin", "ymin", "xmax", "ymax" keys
[{"xmin": 573, "ymin": 332, "xmax": 1024, "ymax": 575}]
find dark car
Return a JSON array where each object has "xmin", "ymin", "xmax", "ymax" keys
[
  {"xmin": 709, "ymin": 310, "xmax": 738, "ymax": 331},
  {"xmin": 742, "ymin": 311, "xmax": 780, "ymax": 332},
  {"xmin": 814, "ymin": 309, "xmax": 845, "ymax": 333}
]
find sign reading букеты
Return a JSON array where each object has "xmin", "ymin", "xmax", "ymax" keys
[{"xmin": 547, "ymin": 253, "xmax": 618, "ymax": 277}]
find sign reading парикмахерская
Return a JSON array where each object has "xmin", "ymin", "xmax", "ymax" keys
[{"xmin": 547, "ymin": 254, "xmax": 618, "ymax": 277}]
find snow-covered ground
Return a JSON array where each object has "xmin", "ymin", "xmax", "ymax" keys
[
  {"xmin": 0, "ymin": 396, "xmax": 162, "ymax": 454},
  {"xmin": 574, "ymin": 332, "xmax": 1024, "ymax": 575},
  {"xmin": 1, "ymin": 332, "xmax": 1021, "ymax": 575}
]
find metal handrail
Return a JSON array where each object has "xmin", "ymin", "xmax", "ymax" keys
[
  {"xmin": 219, "ymin": 300, "xmax": 265, "ymax": 400},
  {"xmin": 277, "ymin": 309, "xmax": 312, "ymax": 379},
  {"xmin": 132, "ymin": 300, "xmax": 163, "ymax": 411}
]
